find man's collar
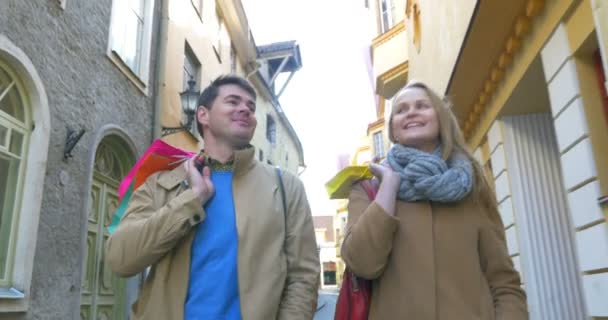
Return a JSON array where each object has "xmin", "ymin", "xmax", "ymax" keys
[
  {"xmin": 157, "ymin": 145, "xmax": 256, "ymax": 189},
  {"xmin": 201, "ymin": 152, "xmax": 234, "ymax": 171}
]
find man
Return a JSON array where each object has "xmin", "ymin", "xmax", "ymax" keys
[{"xmin": 106, "ymin": 75, "xmax": 319, "ymax": 320}]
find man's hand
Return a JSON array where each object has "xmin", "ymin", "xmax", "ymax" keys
[{"xmin": 184, "ymin": 156, "xmax": 215, "ymax": 204}]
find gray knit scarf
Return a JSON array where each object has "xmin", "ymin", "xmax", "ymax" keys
[{"xmin": 386, "ymin": 144, "xmax": 473, "ymax": 202}]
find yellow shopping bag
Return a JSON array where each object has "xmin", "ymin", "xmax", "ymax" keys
[{"xmin": 325, "ymin": 165, "xmax": 374, "ymax": 199}]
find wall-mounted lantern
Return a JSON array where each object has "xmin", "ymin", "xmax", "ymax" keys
[{"xmin": 161, "ymin": 77, "xmax": 200, "ymax": 136}]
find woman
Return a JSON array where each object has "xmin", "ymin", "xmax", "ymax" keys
[{"xmin": 341, "ymin": 81, "xmax": 528, "ymax": 319}]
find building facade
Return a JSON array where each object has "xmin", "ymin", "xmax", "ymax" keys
[
  {"xmin": 344, "ymin": 0, "xmax": 608, "ymax": 318},
  {"xmin": 403, "ymin": 0, "xmax": 608, "ymax": 318},
  {"xmin": 0, "ymin": 0, "xmax": 305, "ymax": 319},
  {"xmin": 328, "ymin": 0, "xmax": 409, "ymax": 288},
  {"xmin": 0, "ymin": 0, "xmax": 161, "ymax": 318},
  {"xmin": 157, "ymin": 0, "xmax": 304, "ymax": 175},
  {"xmin": 367, "ymin": 0, "xmax": 408, "ymax": 161},
  {"xmin": 313, "ymin": 216, "xmax": 338, "ymax": 290},
  {"xmin": 331, "ymin": 137, "xmax": 373, "ymax": 288}
]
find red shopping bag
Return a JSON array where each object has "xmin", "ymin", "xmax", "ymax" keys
[{"xmin": 334, "ymin": 179, "xmax": 377, "ymax": 320}]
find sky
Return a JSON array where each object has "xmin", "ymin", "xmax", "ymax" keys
[{"xmin": 244, "ymin": 0, "xmax": 378, "ymax": 215}]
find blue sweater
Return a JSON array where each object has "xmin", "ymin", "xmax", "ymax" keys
[{"xmin": 185, "ymin": 171, "xmax": 241, "ymax": 320}]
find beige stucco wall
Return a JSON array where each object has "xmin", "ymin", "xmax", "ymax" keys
[
  {"xmin": 159, "ymin": 0, "xmax": 303, "ymax": 174},
  {"xmin": 160, "ymin": 0, "xmax": 230, "ymax": 151},
  {"xmin": 248, "ymin": 84, "xmax": 303, "ymax": 173},
  {"xmin": 405, "ymin": 0, "xmax": 477, "ymax": 93}
]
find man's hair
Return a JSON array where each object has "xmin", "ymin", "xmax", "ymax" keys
[{"xmin": 196, "ymin": 74, "xmax": 257, "ymax": 137}]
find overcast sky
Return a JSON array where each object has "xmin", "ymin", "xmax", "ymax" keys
[{"xmin": 244, "ymin": 0, "xmax": 377, "ymax": 215}]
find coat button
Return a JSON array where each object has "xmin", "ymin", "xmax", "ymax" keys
[{"xmin": 192, "ymin": 214, "xmax": 201, "ymax": 222}]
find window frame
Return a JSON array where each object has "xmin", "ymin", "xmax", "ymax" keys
[
  {"xmin": 191, "ymin": 0, "xmax": 203, "ymax": 21},
  {"xmin": 183, "ymin": 43, "xmax": 201, "ymax": 92},
  {"xmin": 379, "ymin": 0, "xmax": 393, "ymax": 33},
  {"xmin": 183, "ymin": 43, "xmax": 201, "ymax": 134},
  {"xmin": 213, "ymin": 9, "xmax": 225, "ymax": 63},
  {"xmin": 0, "ymin": 63, "xmax": 30, "ymax": 290},
  {"xmin": 266, "ymin": 114, "xmax": 277, "ymax": 145},
  {"xmin": 0, "ymin": 37, "xmax": 51, "ymax": 312},
  {"xmin": 106, "ymin": 0, "xmax": 156, "ymax": 94},
  {"xmin": 230, "ymin": 44, "xmax": 237, "ymax": 74},
  {"xmin": 373, "ymin": 130, "xmax": 385, "ymax": 159}
]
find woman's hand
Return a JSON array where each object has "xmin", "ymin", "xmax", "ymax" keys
[
  {"xmin": 368, "ymin": 162, "xmax": 401, "ymax": 216},
  {"xmin": 184, "ymin": 156, "xmax": 215, "ymax": 204},
  {"xmin": 369, "ymin": 162, "xmax": 401, "ymax": 190}
]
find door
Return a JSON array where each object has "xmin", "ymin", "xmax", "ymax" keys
[{"xmin": 81, "ymin": 139, "xmax": 135, "ymax": 320}]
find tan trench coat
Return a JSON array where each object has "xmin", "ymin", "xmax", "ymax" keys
[
  {"xmin": 342, "ymin": 183, "xmax": 528, "ymax": 320},
  {"xmin": 106, "ymin": 147, "xmax": 319, "ymax": 320}
]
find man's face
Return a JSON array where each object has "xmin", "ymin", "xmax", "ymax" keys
[{"xmin": 198, "ymin": 84, "xmax": 257, "ymax": 148}]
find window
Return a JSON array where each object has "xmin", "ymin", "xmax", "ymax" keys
[
  {"xmin": 266, "ymin": 115, "xmax": 276, "ymax": 144},
  {"xmin": 230, "ymin": 44, "xmax": 237, "ymax": 74},
  {"xmin": 0, "ymin": 62, "xmax": 29, "ymax": 288},
  {"xmin": 213, "ymin": 10, "xmax": 224, "ymax": 62},
  {"xmin": 183, "ymin": 44, "xmax": 201, "ymax": 134},
  {"xmin": 322, "ymin": 262, "xmax": 337, "ymax": 286},
  {"xmin": 379, "ymin": 0, "xmax": 393, "ymax": 33},
  {"xmin": 373, "ymin": 131, "xmax": 385, "ymax": 159},
  {"xmin": 183, "ymin": 43, "xmax": 201, "ymax": 91},
  {"xmin": 108, "ymin": 0, "xmax": 155, "ymax": 86},
  {"xmin": 191, "ymin": 0, "xmax": 203, "ymax": 20}
]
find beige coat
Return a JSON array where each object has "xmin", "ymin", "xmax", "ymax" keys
[
  {"xmin": 106, "ymin": 147, "xmax": 319, "ymax": 320},
  {"xmin": 342, "ymin": 183, "xmax": 528, "ymax": 320}
]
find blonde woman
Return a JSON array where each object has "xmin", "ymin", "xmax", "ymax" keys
[{"xmin": 341, "ymin": 81, "xmax": 528, "ymax": 319}]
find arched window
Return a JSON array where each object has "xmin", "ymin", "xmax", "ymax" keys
[{"xmin": 0, "ymin": 60, "xmax": 30, "ymax": 287}]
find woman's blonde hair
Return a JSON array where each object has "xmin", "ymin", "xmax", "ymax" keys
[{"xmin": 388, "ymin": 81, "xmax": 497, "ymax": 209}]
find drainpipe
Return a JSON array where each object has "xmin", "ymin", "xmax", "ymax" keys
[
  {"xmin": 591, "ymin": 0, "xmax": 608, "ymax": 92},
  {"xmin": 151, "ymin": 0, "xmax": 168, "ymax": 142}
]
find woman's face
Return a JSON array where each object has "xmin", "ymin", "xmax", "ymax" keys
[{"xmin": 391, "ymin": 87, "xmax": 440, "ymax": 153}]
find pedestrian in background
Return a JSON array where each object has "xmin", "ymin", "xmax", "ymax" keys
[
  {"xmin": 106, "ymin": 75, "xmax": 319, "ymax": 320},
  {"xmin": 341, "ymin": 81, "xmax": 528, "ymax": 319}
]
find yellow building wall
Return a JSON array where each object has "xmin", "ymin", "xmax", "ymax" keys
[
  {"xmin": 373, "ymin": 22, "xmax": 408, "ymax": 84},
  {"xmin": 392, "ymin": 0, "xmax": 407, "ymax": 21},
  {"xmin": 405, "ymin": 0, "xmax": 477, "ymax": 93},
  {"xmin": 468, "ymin": 0, "xmax": 577, "ymax": 149}
]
